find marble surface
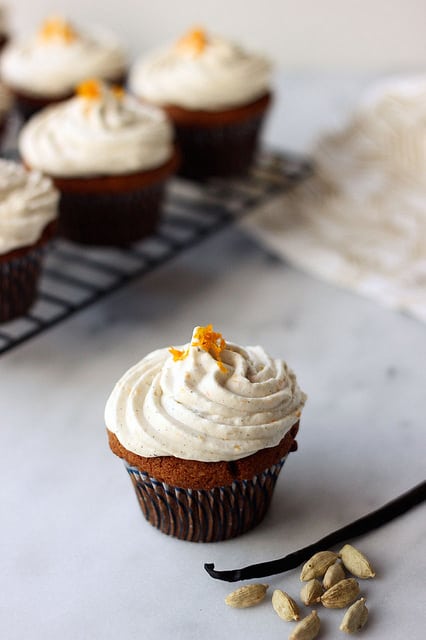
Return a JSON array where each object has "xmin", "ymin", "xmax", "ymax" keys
[{"xmin": 1, "ymin": 74, "xmax": 425, "ymax": 640}]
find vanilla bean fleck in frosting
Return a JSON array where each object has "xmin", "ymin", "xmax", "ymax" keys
[
  {"xmin": 0, "ymin": 160, "xmax": 58, "ymax": 254},
  {"xmin": 0, "ymin": 17, "xmax": 126, "ymax": 97},
  {"xmin": 129, "ymin": 28, "xmax": 271, "ymax": 111},
  {"xmin": 105, "ymin": 325, "xmax": 306, "ymax": 462},
  {"xmin": 19, "ymin": 80, "xmax": 174, "ymax": 177}
]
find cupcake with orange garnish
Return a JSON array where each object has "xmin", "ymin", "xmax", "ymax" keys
[
  {"xmin": 0, "ymin": 16, "xmax": 127, "ymax": 119},
  {"xmin": 105, "ymin": 324, "xmax": 306, "ymax": 542},
  {"xmin": 129, "ymin": 28, "xmax": 272, "ymax": 180},
  {"xmin": 19, "ymin": 80, "xmax": 178, "ymax": 246}
]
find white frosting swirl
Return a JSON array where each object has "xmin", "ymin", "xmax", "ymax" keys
[
  {"xmin": 130, "ymin": 31, "xmax": 271, "ymax": 111},
  {"xmin": 19, "ymin": 83, "xmax": 174, "ymax": 177},
  {"xmin": 0, "ymin": 160, "xmax": 58, "ymax": 254},
  {"xmin": 0, "ymin": 23, "xmax": 126, "ymax": 97},
  {"xmin": 105, "ymin": 327, "xmax": 306, "ymax": 462}
]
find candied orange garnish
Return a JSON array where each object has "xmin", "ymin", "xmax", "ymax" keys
[
  {"xmin": 76, "ymin": 79, "xmax": 102, "ymax": 100},
  {"xmin": 39, "ymin": 17, "xmax": 77, "ymax": 43},
  {"xmin": 169, "ymin": 324, "xmax": 227, "ymax": 372},
  {"xmin": 176, "ymin": 27, "xmax": 208, "ymax": 56}
]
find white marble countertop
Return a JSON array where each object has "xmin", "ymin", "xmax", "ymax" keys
[{"xmin": 1, "ymin": 73, "xmax": 425, "ymax": 640}]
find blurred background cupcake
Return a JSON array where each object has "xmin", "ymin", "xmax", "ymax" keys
[
  {"xmin": 0, "ymin": 159, "xmax": 58, "ymax": 323},
  {"xmin": 105, "ymin": 324, "xmax": 306, "ymax": 542},
  {"xmin": 19, "ymin": 79, "xmax": 178, "ymax": 246},
  {"xmin": 130, "ymin": 28, "xmax": 272, "ymax": 180},
  {"xmin": 0, "ymin": 16, "xmax": 127, "ymax": 120}
]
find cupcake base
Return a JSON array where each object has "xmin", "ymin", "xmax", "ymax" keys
[
  {"xmin": 29, "ymin": 152, "xmax": 179, "ymax": 247},
  {"xmin": 0, "ymin": 221, "xmax": 56, "ymax": 323},
  {"xmin": 163, "ymin": 92, "xmax": 271, "ymax": 180},
  {"xmin": 126, "ymin": 457, "xmax": 287, "ymax": 542},
  {"xmin": 108, "ymin": 422, "xmax": 298, "ymax": 542}
]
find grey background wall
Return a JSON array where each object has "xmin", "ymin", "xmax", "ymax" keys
[{"xmin": 6, "ymin": 0, "xmax": 426, "ymax": 70}]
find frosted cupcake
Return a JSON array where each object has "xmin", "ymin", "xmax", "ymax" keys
[
  {"xmin": 130, "ymin": 28, "xmax": 272, "ymax": 179},
  {"xmin": 19, "ymin": 80, "xmax": 178, "ymax": 246},
  {"xmin": 105, "ymin": 325, "xmax": 306, "ymax": 542},
  {"xmin": 0, "ymin": 160, "xmax": 58, "ymax": 323},
  {"xmin": 0, "ymin": 16, "xmax": 127, "ymax": 119}
]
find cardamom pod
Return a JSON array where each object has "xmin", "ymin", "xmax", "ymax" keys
[
  {"xmin": 340, "ymin": 598, "xmax": 369, "ymax": 633},
  {"xmin": 300, "ymin": 551, "xmax": 339, "ymax": 581},
  {"xmin": 321, "ymin": 578, "xmax": 360, "ymax": 608},
  {"xmin": 339, "ymin": 544, "xmax": 376, "ymax": 579},
  {"xmin": 289, "ymin": 610, "xmax": 321, "ymax": 640},
  {"xmin": 225, "ymin": 583, "xmax": 268, "ymax": 608},
  {"xmin": 300, "ymin": 579, "xmax": 323, "ymax": 606},
  {"xmin": 272, "ymin": 589, "xmax": 300, "ymax": 621},
  {"xmin": 323, "ymin": 561, "xmax": 346, "ymax": 589}
]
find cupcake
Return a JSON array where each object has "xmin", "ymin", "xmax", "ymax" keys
[
  {"xmin": 0, "ymin": 16, "xmax": 127, "ymax": 119},
  {"xmin": 105, "ymin": 324, "xmax": 306, "ymax": 542},
  {"xmin": 19, "ymin": 80, "xmax": 178, "ymax": 246},
  {"xmin": 129, "ymin": 28, "xmax": 272, "ymax": 180},
  {"xmin": 0, "ymin": 159, "xmax": 58, "ymax": 323}
]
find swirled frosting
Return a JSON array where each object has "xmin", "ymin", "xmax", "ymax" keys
[
  {"xmin": 0, "ymin": 17, "xmax": 126, "ymax": 97},
  {"xmin": 105, "ymin": 325, "xmax": 306, "ymax": 462},
  {"xmin": 0, "ymin": 160, "xmax": 58, "ymax": 254},
  {"xmin": 129, "ymin": 28, "xmax": 271, "ymax": 111},
  {"xmin": 19, "ymin": 80, "xmax": 174, "ymax": 177}
]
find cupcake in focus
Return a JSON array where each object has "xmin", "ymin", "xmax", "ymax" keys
[
  {"xmin": 105, "ymin": 324, "xmax": 306, "ymax": 542},
  {"xmin": 0, "ymin": 160, "xmax": 58, "ymax": 323},
  {"xmin": 19, "ymin": 80, "xmax": 178, "ymax": 246},
  {"xmin": 0, "ymin": 16, "xmax": 127, "ymax": 119},
  {"xmin": 130, "ymin": 28, "xmax": 272, "ymax": 179}
]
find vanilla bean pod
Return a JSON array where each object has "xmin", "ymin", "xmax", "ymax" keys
[{"xmin": 205, "ymin": 481, "xmax": 425, "ymax": 582}]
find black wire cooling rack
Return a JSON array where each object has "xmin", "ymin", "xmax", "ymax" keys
[{"xmin": 0, "ymin": 151, "xmax": 310, "ymax": 356}]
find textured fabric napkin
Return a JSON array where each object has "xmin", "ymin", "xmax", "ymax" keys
[{"xmin": 243, "ymin": 76, "xmax": 426, "ymax": 323}]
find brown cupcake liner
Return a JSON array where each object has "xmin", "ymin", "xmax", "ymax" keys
[
  {"xmin": 56, "ymin": 180, "xmax": 167, "ymax": 246},
  {"xmin": 124, "ymin": 456, "xmax": 287, "ymax": 542},
  {"xmin": 0, "ymin": 221, "xmax": 56, "ymax": 323},
  {"xmin": 173, "ymin": 112, "xmax": 267, "ymax": 180},
  {"xmin": 0, "ymin": 246, "xmax": 45, "ymax": 323}
]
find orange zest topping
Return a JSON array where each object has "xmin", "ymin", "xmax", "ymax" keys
[
  {"xmin": 39, "ymin": 17, "xmax": 77, "ymax": 43},
  {"xmin": 76, "ymin": 79, "xmax": 102, "ymax": 100},
  {"xmin": 169, "ymin": 325, "xmax": 227, "ymax": 372},
  {"xmin": 176, "ymin": 27, "xmax": 208, "ymax": 56}
]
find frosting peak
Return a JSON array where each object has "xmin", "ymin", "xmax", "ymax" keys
[
  {"xmin": 105, "ymin": 327, "xmax": 306, "ymax": 462},
  {"xmin": 38, "ymin": 16, "xmax": 77, "ymax": 44},
  {"xmin": 175, "ymin": 27, "xmax": 208, "ymax": 57},
  {"xmin": 169, "ymin": 324, "xmax": 227, "ymax": 372}
]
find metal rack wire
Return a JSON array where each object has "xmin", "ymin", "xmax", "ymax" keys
[{"xmin": 0, "ymin": 151, "xmax": 310, "ymax": 355}]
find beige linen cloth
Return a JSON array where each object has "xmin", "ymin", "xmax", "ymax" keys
[{"xmin": 243, "ymin": 76, "xmax": 426, "ymax": 322}]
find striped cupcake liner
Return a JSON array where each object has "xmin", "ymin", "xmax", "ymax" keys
[
  {"xmin": 0, "ymin": 247, "xmax": 45, "ymax": 323},
  {"xmin": 125, "ymin": 457, "xmax": 287, "ymax": 542}
]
